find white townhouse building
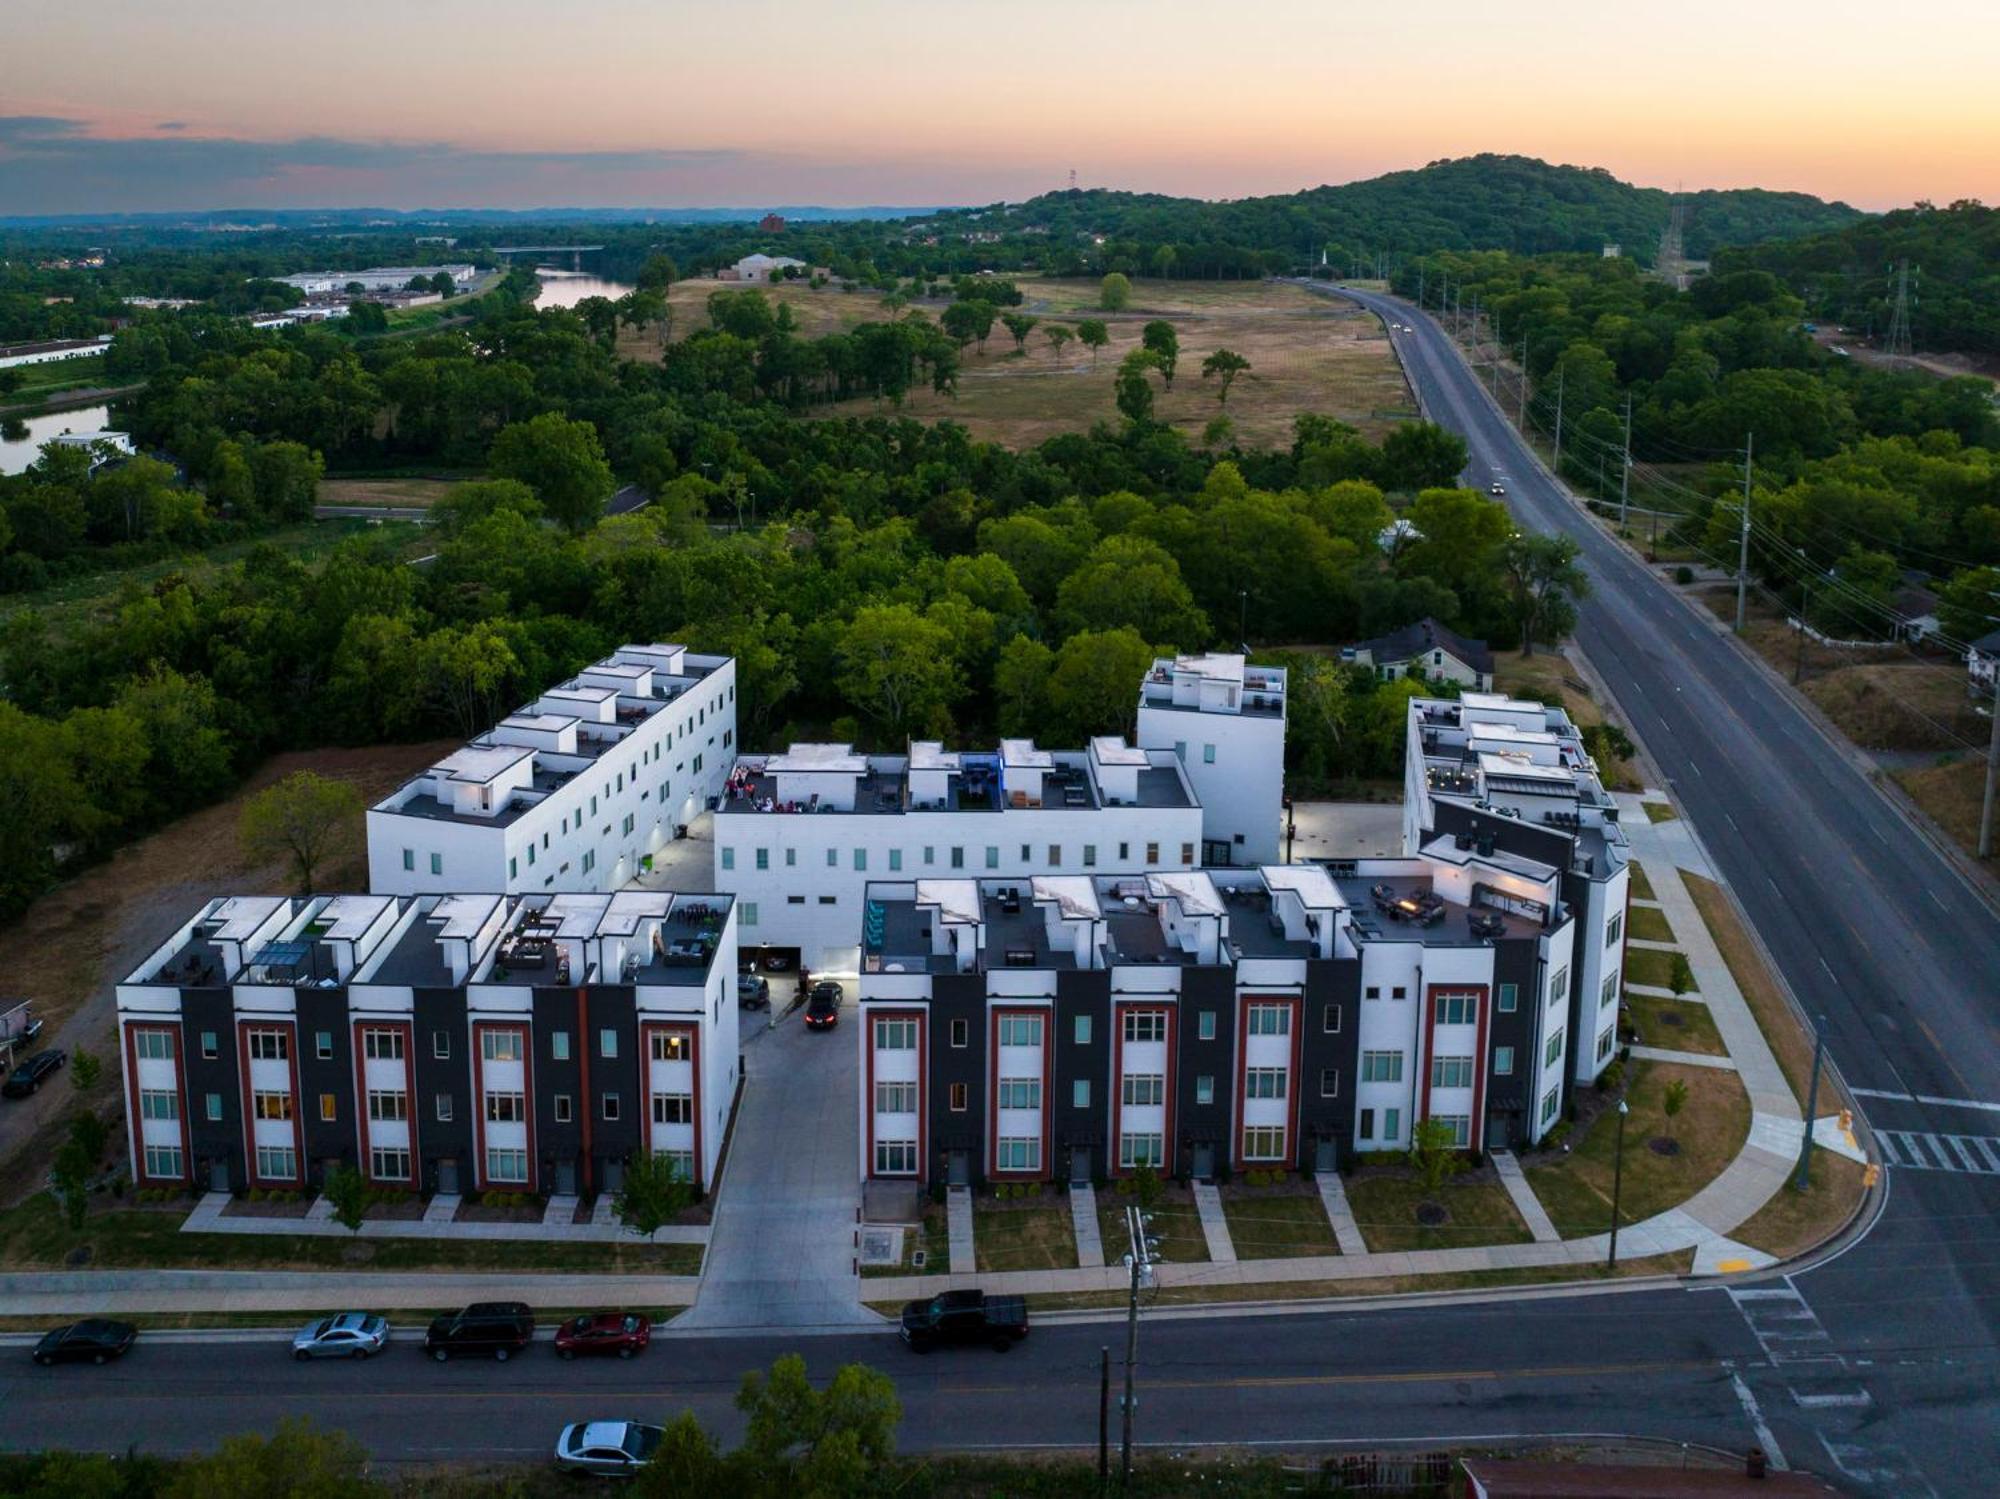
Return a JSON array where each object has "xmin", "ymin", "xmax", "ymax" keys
[
  {"xmin": 714, "ymin": 737, "xmax": 1206, "ymax": 975},
  {"xmin": 368, "ymin": 644, "xmax": 736, "ymax": 898},
  {"xmin": 1401, "ymin": 692, "xmax": 1632, "ymax": 1088},
  {"xmin": 854, "ymin": 847, "xmax": 1577, "ymax": 1188},
  {"xmin": 1135, "ymin": 653, "xmax": 1288, "ymax": 866},
  {"xmin": 115, "ymin": 889, "xmax": 739, "ymax": 1201}
]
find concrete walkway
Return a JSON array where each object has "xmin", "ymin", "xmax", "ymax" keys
[
  {"xmin": 946, "ymin": 1188, "xmax": 975, "ymax": 1274},
  {"xmin": 1491, "ymin": 1151, "xmax": 1560, "ymax": 1244},
  {"xmin": 1629, "ymin": 1044, "xmax": 1739, "ymax": 1071},
  {"xmin": 0, "ymin": 1268, "xmax": 701, "ymax": 1319},
  {"xmin": 1070, "ymin": 1182, "xmax": 1104, "ymax": 1268},
  {"xmin": 179, "ymin": 1190, "xmax": 708, "ymax": 1245},
  {"xmin": 1314, "ymin": 1172, "xmax": 1368, "ymax": 1256},
  {"xmin": 1191, "ymin": 1182, "xmax": 1237, "ymax": 1263}
]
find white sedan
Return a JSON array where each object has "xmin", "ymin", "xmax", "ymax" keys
[
  {"xmin": 291, "ymin": 1312, "xmax": 388, "ymax": 1361},
  {"xmin": 554, "ymin": 1421, "xmax": 664, "ymax": 1477}
]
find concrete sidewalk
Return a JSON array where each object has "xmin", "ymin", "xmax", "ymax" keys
[
  {"xmin": 179, "ymin": 1191, "xmax": 709, "ymax": 1245},
  {"xmin": 0, "ymin": 1268, "xmax": 701, "ymax": 1319},
  {"xmin": 1491, "ymin": 1151, "xmax": 1560, "ymax": 1244}
]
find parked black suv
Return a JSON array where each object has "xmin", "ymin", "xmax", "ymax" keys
[
  {"xmin": 422, "ymin": 1302, "xmax": 534, "ymax": 1362},
  {"xmin": 3, "ymin": 1050, "xmax": 65, "ymax": 1099}
]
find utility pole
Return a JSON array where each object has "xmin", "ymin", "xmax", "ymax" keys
[
  {"xmin": 1552, "ymin": 366, "xmax": 1566, "ymax": 474},
  {"xmin": 1735, "ymin": 434, "xmax": 1755, "ymax": 633},
  {"xmin": 1792, "ymin": 1017, "xmax": 1827, "ymax": 1191},
  {"xmin": 1883, "ymin": 258, "xmax": 1915, "ymax": 359},
  {"xmin": 1119, "ymin": 1204, "xmax": 1158, "ymax": 1492},
  {"xmin": 1979, "ymin": 667, "xmax": 2000, "ymax": 859},
  {"xmin": 1619, "ymin": 393, "xmax": 1633, "ymax": 527},
  {"xmin": 1517, "ymin": 339, "xmax": 1528, "ymax": 427},
  {"xmin": 1098, "ymin": 1345, "xmax": 1111, "ymax": 1495},
  {"xmin": 1416, "ymin": 261, "xmax": 1426, "ymax": 307}
]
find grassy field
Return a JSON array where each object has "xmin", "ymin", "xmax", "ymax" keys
[
  {"xmin": 1623, "ymin": 994, "xmax": 1727, "ymax": 1056},
  {"xmin": 318, "ymin": 477, "xmax": 463, "ymax": 509},
  {"xmin": 1218, "ymin": 1191, "xmax": 1339, "ymax": 1259},
  {"xmin": 1526, "ymin": 1062, "xmax": 1751, "ymax": 1237},
  {"xmin": 1628, "ymin": 861, "xmax": 1656, "ymax": 902},
  {"xmin": 1626, "ymin": 905, "xmax": 1676, "ymax": 943},
  {"xmin": 861, "ymin": 1208, "xmax": 951, "ymax": 1279},
  {"xmin": 1731, "ymin": 1150, "xmax": 1867, "ymax": 1260},
  {"xmin": 1623, "ymin": 946, "xmax": 1692, "ymax": 993},
  {"xmin": 1345, "ymin": 1174, "xmax": 1532, "ymax": 1253},
  {"xmin": 973, "ymin": 1198, "xmax": 1078, "ymax": 1272},
  {"xmin": 1894, "ymin": 756, "xmax": 1991, "ymax": 862},
  {"xmin": 654, "ymin": 276, "xmax": 1409, "ymax": 450},
  {"xmin": 1098, "ymin": 1197, "xmax": 1210, "ymax": 1263},
  {"xmin": 0, "ymin": 1194, "xmax": 703, "ymax": 1275}
]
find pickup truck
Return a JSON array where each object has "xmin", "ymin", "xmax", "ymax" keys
[{"xmin": 898, "ymin": 1289, "xmax": 1029, "ymax": 1353}]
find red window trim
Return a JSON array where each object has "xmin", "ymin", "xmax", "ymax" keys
[
  {"xmin": 1109, "ymin": 1001, "xmax": 1177, "ymax": 1179},
  {"xmin": 863, "ymin": 1008, "xmax": 927, "ymax": 1182},
  {"xmin": 350, "ymin": 1019, "xmax": 419, "ymax": 1188},
  {"xmin": 638, "ymin": 1021, "xmax": 703, "ymax": 1191},
  {"xmin": 470, "ymin": 1020, "xmax": 537, "ymax": 1193},
  {"xmin": 237, "ymin": 1019, "xmax": 303, "ymax": 1188},
  {"xmin": 1419, "ymin": 985, "xmax": 1491, "ymax": 1152},
  {"xmin": 1232, "ymin": 996, "xmax": 1302, "ymax": 1172},
  {"xmin": 988, "ymin": 1005, "xmax": 1053, "ymax": 1181},
  {"xmin": 123, "ymin": 1022, "xmax": 191, "ymax": 1186}
]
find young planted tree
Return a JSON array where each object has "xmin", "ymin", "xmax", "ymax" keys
[
  {"xmin": 616, "ymin": 1149, "xmax": 695, "ymax": 1237},
  {"xmin": 1662, "ymin": 1078, "xmax": 1690, "ymax": 1138},
  {"xmin": 323, "ymin": 1164, "xmax": 367, "ymax": 1234},
  {"xmin": 1099, "ymin": 272, "xmax": 1132, "ymax": 311},
  {"xmin": 1043, "ymin": 323, "xmax": 1075, "ymax": 361},
  {"xmin": 69, "ymin": 1045, "xmax": 102, "ymax": 1094},
  {"xmin": 1669, "ymin": 952, "xmax": 1696, "ymax": 998},
  {"xmin": 1201, "ymin": 347, "xmax": 1251, "ymax": 404},
  {"xmin": 239, "ymin": 771, "xmax": 364, "ymax": 894},
  {"xmin": 1000, "ymin": 312, "xmax": 1039, "ymax": 353},
  {"xmin": 1140, "ymin": 320, "xmax": 1179, "ymax": 385},
  {"xmin": 50, "ymin": 1141, "xmax": 91, "ymax": 1230},
  {"xmin": 1075, "ymin": 319, "xmax": 1110, "ymax": 366},
  {"xmin": 1409, "ymin": 1117, "xmax": 1465, "ymax": 1193}
]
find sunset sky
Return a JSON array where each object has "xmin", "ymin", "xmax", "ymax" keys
[{"xmin": 2, "ymin": 0, "xmax": 1994, "ymax": 214}]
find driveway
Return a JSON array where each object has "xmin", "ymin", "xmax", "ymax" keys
[{"xmin": 673, "ymin": 998, "xmax": 876, "ymax": 1332}]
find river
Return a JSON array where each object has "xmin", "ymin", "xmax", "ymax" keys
[
  {"xmin": 532, "ymin": 270, "xmax": 635, "ymax": 310},
  {"xmin": 0, "ymin": 403, "xmax": 111, "ymax": 477}
]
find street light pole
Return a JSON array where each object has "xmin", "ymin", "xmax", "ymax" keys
[
  {"xmin": 1608, "ymin": 1098, "xmax": 1631, "ymax": 1267},
  {"xmin": 1793, "ymin": 1017, "xmax": 1827, "ymax": 1192}
]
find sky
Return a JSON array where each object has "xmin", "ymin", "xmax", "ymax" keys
[{"xmin": 2, "ymin": 0, "xmax": 1995, "ymax": 215}]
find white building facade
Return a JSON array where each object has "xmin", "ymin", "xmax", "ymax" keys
[{"xmin": 1136, "ymin": 653, "xmax": 1288, "ymax": 866}]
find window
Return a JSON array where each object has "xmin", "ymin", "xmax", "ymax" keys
[
  {"xmin": 402, "ymin": 848, "xmax": 414, "ymax": 871},
  {"xmin": 1540, "ymin": 1088, "xmax": 1561, "ymax": 1126},
  {"xmin": 1173, "ymin": 740, "xmax": 1187, "ymax": 761},
  {"xmin": 923, "ymin": 845, "xmax": 935, "ymax": 866},
  {"xmin": 429, "ymin": 852, "xmax": 443, "ymax": 876},
  {"xmin": 1121, "ymin": 1074, "xmax": 1165, "ymax": 1107},
  {"xmin": 1118, "ymin": 842, "xmax": 1130, "ymax": 861},
  {"xmin": 826, "ymin": 848, "xmax": 837, "ymax": 868},
  {"xmin": 1436, "ymin": 992, "xmax": 1477, "ymax": 1025},
  {"xmin": 786, "ymin": 848, "xmax": 797, "ymax": 867},
  {"xmin": 1181, "ymin": 842, "xmax": 1195, "ymax": 866},
  {"xmin": 950, "ymin": 1082, "xmax": 969, "ymax": 1112},
  {"xmin": 1435, "ymin": 1114, "xmax": 1472, "ymax": 1147},
  {"xmin": 362, "ymin": 1029, "xmax": 404, "ymax": 1060},
  {"xmin": 256, "ymin": 1145, "xmax": 297, "ymax": 1180},
  {"xmin": 1392, "ymin": 986, "xmax": 1407, "ymax": 1001},
  {"xmin": 950, "ymin": 846, "xmax": 964, "ymax": 869},
  {"xmin": 1019, "ymin": 844, "xmax": 1031, "ymax": 863},
  {"xmin": 1319, "ymin": 1068, "xmax": 1340, "ymax": 1099},
  {"xmin": 485, "ymin": 1093, "xmax": 526, "ymax": 1123},
  {"xmin": 1195, "ymin": 1075, "xmax": 1215, "ymax": 1105},
  {"xmin": 1494, "ymin": 1046, "xmax": 1516, "ymax": 1076},
  {"xmin": 551, "ymin": 1031, "xmax": 571, "ymax": 1062},
  {"xmin": 315, "ymin": 1031, "xmax": 333, "ymax": 1060},
  {"xmin": 1606, "ymin": 913, "xmax": 1624, "ymax": 947},
  {"xmin": 1382, "ymin": 1107, "xmax": 1401, "ymax": 1141},
  {"xmin": 1074, "ymin": 1015, "xmax": 1093, "ymax": 1045},
  {"xmin": 204, "ymin": 1092, "xmax": 223, "ymax": 1122},
  {"xmin": 1198, "ymin": 1011, "xmax": 1216, "ymax": 1041},
  {"xmin": 134, "ymin": 1029, "xmax": 173, "ymax": 1060},
  {"xmin": 554, "ymin": 1094, "xmax": 573, "ymax": 1123},
  {"xmin": 651, "ymin": 1033, "xmax": 690, "ymax": 1061},
  {"xmin": 985, "ymin": 846, "xmax": 999, "ymax": 870},
  {"xmin": 432, "ymin": 1030, "xmax": 451, "ymax": 1060},
  {"xmin": 1549, "ymin": 967, "xmax": 1569, "ymax": 1007},
  {"xmin": 509, "ymin": 857, "xmax": 518, "ymax": 880},
  {"xmin": 247, "ymin": 1029, "xmax": 288, "ymax": 1061},
  {"xmin": 1246, "ymin": 1067, "xmax": 1288, "ymax": 1099},
  {"xmin": 654, "ymin": 1091, "xmax": 695, "ymax": 1124},
  {"xmin": 1365, "ymin": 986, "xmax": 1381, "ymax": 1001},
  {"xmin": 486, "ymin": 1148, "xmax": 528, "ymax": 1185},
  {"xmin": 602, "ymin": 1094, "xmax": 621, "ymax": 1122},
  {"xmin": 253, "ymin": 1091, "xmax": 293, "ymax": 1121},
  {"xmin": 1122, "ymin": 1011, "xmax": 1165, "ymax": 1044},
  {"xmin": 889, "ymin": 848, "xmax": 902, "ymax": 872},
  {"xmin": 874, "ymin": 1140, "xmax": 918, "ymax": 1175},
  {"xmin": 1243, "ymin": 1126, "xmax": 1285, "ymax": 1161},
  {"xmin": 1321, "ymin": 1004, "xmax": 1342, "ymax": 1034},
  {"xmin": 1203, "ymin": 743, "xmax": 1216, "ymax": 764},
  {"xmin": 997, "ymin": 1014, "xmax": 1044, "ymax": 1047},
  {"xmin": 1072, "ymin": 1079, "xmax": 1090, "ymax": 1109},
  {"xmin": 139, "ymin": 1089, "xmax": 178, "ymax": 1121},
  {"xmin": 817, "ymin": 896, "xmax": 835, "ymax": 906},
  {"xmin": 480, "ymin": 1030, "xmax": 522, "ymax": 1063},
  {"xmin": 1145, "ymin": 842, "xmax": 1159, "ymax": 863},
  {"xmin": 996, "ymin": 1138, "xmax": 1040, "ymax": 1172},
  {"xmin": 143, "ymin": 1145, "xmax": 183, "ymax": 1179},
  {"xmin": 721, "ymin": 847, "xmax": 735, "ymax": 871},
  {"xmin": 1046, "ymin": 844, "xmax": 1062, "ymax": 867},
  {"xmin": 201, "ymin": 1031, "xmax": 218, "ymax": 1059},
  {"xmin": 1601, "ymin": 972, "xmax": 1620, "ymax": 1010},
  {"xmin": 853, "ymin": 848, "xmax": 866, "ymax": 872},
  {"xmin": 874, "ymin": 1082, "xmax": 917, "ymax": 1114},
  {"xmin": 622, "ymin": 813, "xmax": 635, "ymax": 836},
  {"xmin": 1597, "ymin": 1024, "xmax": 1616, "ymax": 1062},
  {"xmin": 1119, "ymin": 1133, "xmax": 1164, "ymax": 1169},
  {"xmin": 754, "ymin": 847, "xmax": 768, "ymax": 871},
  {"xmin": 1360, "ymin": 1050, "xmax": 1403, "ymax": 1083},
  {"xmin": 1359, "ymin": 1108, "xmax": 1374, "ymax": 1141},
  {"xmin": 1248, "ymin": 1003, "xmax": 1290, "ymax": 1036},
  {"xmin": 367, "ymin": 1090, "xmax": 408, "ymax": 1122},
  {"xmin": 599, "ymin": 1029, "xmax": 618, "ymax": 1059},
  {"xmin": 875, "ymin": 1019, "xmax": 917, "ymax": 1050},
  {"xmin": 1497, "ymin": 983, "xmax": 1519, "ymax": 1013},
  {"xmin": 1545, "ymin": 1031, "xmax": 1565, "ymax": 1067},
  {"xmin": 950, "ymin": 1019, "xmax": 968, "ymax": 1048},
  {"xmin": 742, "ymin": 903, "xmax": 759, "ymax": 926},
  {"xmin": 1083, "ymin": 844, "xmax": 1097, "ymax": 867},
  {"xmin": 997, "ymin": 1077, "xmax": 1042, "ymax": 1110},
  {"xmin": 435, "ymin": 1094, "xmax": 454, "ymax": 1123},
  {"xmin": 528, "ymin": 845, "xmax": 538, "ymax": 868},
  {"xmin": 1430, "ymin": 1055, "xmax": 1474, "ymax": 1089},
  {"xmin": 316, "ymin": 1092, "xmax": 335, "ymax": 1122},
  {"xmin": 370, "ymin": 1148, "xmax": 410, "ymax": 1180}
]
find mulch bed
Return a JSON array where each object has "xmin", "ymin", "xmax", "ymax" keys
[{"xmin": 220, "ymin": 1198, "xmax": 310, "ymax": 1219}]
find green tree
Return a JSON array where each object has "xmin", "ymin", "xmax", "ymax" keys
[
  {"xmin": 1044, "ymin": 628, "xmax": 1155, "ymax": 742},
  {"xmin": 343, "ymin": 301, "xmax": 388, "ymax": 334},
  {"xmin": 1662, "ymin": 1078, "xmax": 1690, "ymax": 1138},
  {"xmin": 162, "ymin": 1417, "xmax": 373, "ymax": 1499},
  {"xmin": 488, "ymin": 412, "xmax": 615, "ymax": 535},
  {"xmin": 1378, "ymin": 422, "xmax": 1470, "ymax": 491},
  {"xmin": 1200, "ymin": 347, "xmax": 1250, "ymax": 403},
  {"xmin": 1669, "ymin": 952, "xmax": 1696, "ymax": 998},
  {"xmin": 239, "ymin": 770, "xmax": 363, "ymax": 893},
  {"xmin": 616, "ymin": 1149, "xmax": 695, "ymax": 1237},
  {"xmin": 637, "ymin": 252, "xmax": 679, "ymax": 293},
  {"xmin": 1409, "ymin": 1117, "xmax": 1465, "ymax": 1193},
  {"xmin": 1500, "ymin": 532, "xmax": 1590, "ymax": 656},
  {"xmin": 939, "ymin": 299, "xmax": 995, "ymax": 355},
  {"xmin": 994, "ymin": 636, "xmax": 1054, "ymax": 736},
  {"xmin": 1114, "ymin": 348, "xmax": 1162, "ymax": 425},
  {"xmin": 1151, "ymin": 244, "xmax": 1178, "ymax": 280},
  {"xmin": 416, "ymin": 622, "xmax": 521, "ymax": 738},
  {"xmin": 735, "ymin": 1354, "xmax": 901, "ymax": 1495},
  {"xmin": 1055, "ymin": 534, "xmax": 1208, "ymax": 647},
  {"xmin": 69, "ymin": 1047, "xmax": 102, "ymax": 1094},
  {"xmin": 1043, "ymin": 323, "xmax": 1074, "ymax": 361},
  {"xmin": 68, "ymin": 1108, "xmax": 108, "ymax": 1167},
  {"xmin": 634, "ymin": 1412, "xmax": 725, "ymax": 1493},
  {"xmin": 1141, "ymin": 320, "xmax": 1179, "ymax": 385},
  {"xmin": 1076, "ymin": 318, "xmax": 1110, "ymax": 365},
  {"xmin": 1099, "ymin": 272, "xmax": 1132, "ymax": 311},
  {"xmin": 1939, "ymin": 565, "xmax": 2000, "ymax": 647},
  {"xmin": 837, "ymin": 605, "xmax": 963, "ymax": 740},
  {"xmin": 49, "ymin": 1141, "xmax": 91, "ymax": 1231},
  {"xmin": 1000, "ymin": 312, "xmax": 1039, "ymax": 353},
  {"xmin": 323, "ymin": 1164, "xmax": 367, "ymax": 1235}
]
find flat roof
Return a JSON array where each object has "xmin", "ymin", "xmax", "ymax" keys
[
  {"xmin": 500, "ymin": 713, "xmax": 578, "ymax": 734},
  {"xmin": 596, "ymin": 890, "xmax": 676, "ymax": 935},
  {"xmin": 766, "ymin": 743, "xmax": 868, "ymax": 774},
  {"xmin": 435, "ymin": 744, "xmax": 535, "ymax": 784},
  {"xmin": 1091, "ymin": 736, "xmax": 1149, "ymax": 766},
  {"xmin": 1147, "ymin": 870, "xmax": 1223, "ymax": 917},
  {"xmin": 541, "ymin": 685, "xmax": 619, "ymax": 704},
  {"xmin": 1477, "ymin": 752, "xmax": 1573, "ymax": 782},
  {"xmin": 1168, "ymin": 652, "xmax": 1245, "ymax": 681},
  {"xmin": 431, "ymin": 893, "xmax": 503, "ymax": 941},
  {"xmin": 1419, "ymin": 834, "xmax": 1560, "ymax": 884},
  {"xmin": 1000, "ymin": 738, "xmax": 1053, "ymax": 769},
  {"xmin": 915, "ymin": 879, "xmax": 982, "ymax": 926},
  {"xmin": 312, "ymin": 895, "xmax": 395, "ymax": 940},
  {"xmin": 207, "ymin": 896, "xmax": 291, "ymax": 943},
  {"xmin": 1032, "ymin": 876, "xmax": 1101, "ymax": 921},
  {"xmin": 1258, "ymin": 864, "xmax": 1344, "ymax": 910},
  {"xmin": 908, "ymin": 741, "xmax": 961, "ymax": 771}
]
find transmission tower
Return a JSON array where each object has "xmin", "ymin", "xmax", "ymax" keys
[
  {"xmin": 1883, "ymin": 259, "xmax": 1915, "ymax": 359},
  {"xmin": 1068, "ymin": 167, "xmax": 1078, "ymax": 191}
]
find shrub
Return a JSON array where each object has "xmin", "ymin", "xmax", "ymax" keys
[
  {"xmin": 1674, "ymin": 565, "xmax": 1695, "ymax": 585},
  {"xmin": 247, "ymin": 1188, "xmax": 265, "ymax": 1204}
]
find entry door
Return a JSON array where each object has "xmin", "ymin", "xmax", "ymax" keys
[
  {"xmin": 1192, "ymin": 1143, "xmax": 1215, "ymax": 1180},
  {"xmin": 1314, "ymin": 1137, "xmax": 1337, "ymax": 1173},
  {"xmin": 556, "ymin": 1159, "xmax": 578, "ymax": 1196},
  {"xmin": 1486, "ymin": 1113, "xmax": 1511, "ymax": 1151},
  {"xmin": 1070, "ymin": 1147, "xmax": 1092, "ymax": 1185},
  {"xmin": 437, "ymin": 1158, "xmax": 460, "ymax": 1195},
  {"xmin": 602, "ymin": 1159, "xmax": 625, "ymax": 1193},
  {"xmin": 948, "ymin": 1151, "xmax": 971, "ymax": 1187},
  {"xmin": 208, "ymin": 1158, "xmax": 230, "ymax": 1193}
]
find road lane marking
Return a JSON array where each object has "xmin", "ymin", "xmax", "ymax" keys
[
  {"xmin": 1848, "ymin": 1088, "xmax": 2000, "ymax": 1113},
  {"xmin": 1731, "ymin": 1372, "xmax": 1788, "ymax": 1471}
]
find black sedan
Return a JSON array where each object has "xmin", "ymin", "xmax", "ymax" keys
[
  {"xmin": 33, "ymin": 1320, "xmax": 136, "ymax": 1366},
  {"xmin": 804, "ymin": 980, "xmax": 844, "ymax": 1031},
  {"xmin": 2, "ymin": 1049, "xmax": 65, "ymax": 1098}
]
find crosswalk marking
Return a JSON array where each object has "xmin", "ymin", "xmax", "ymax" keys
[{"xmin": 1876, "ymin": 1129, "xmax": 2000, "ymax": 1174}]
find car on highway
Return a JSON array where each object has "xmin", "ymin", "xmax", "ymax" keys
[
  {"xmin": 737, "ymin": 973, "xmax": 770, "ymax": 1010},
  {"xmin": 3, "ymin": 1049, "xmax": 65, "ymax": 1098},
  {"xmin": 422, "ymin": 1302, "xmax": 534, "ymax": 1362},
  {"xmin": 554, "ymin": 1420, "xmax": 664, "ymax": 1477},
  {"xmin": 554, "ymin": 1311, "xmax": 651, "ymax": 1360},
  {"xmin": 292, "ymin": 1312, "xmax": 389, "ymax": 1361},
  {"xmin": 32, "ymin": 1319, "xmax": 136, "ymax": 1366},
  {"xmin": 1489, "ymin": 479, "xmax": 1507, "ymax": 495},
  {"xmin": 804, "ymin": 979, "xmax": 844, "ymax": 1030}
]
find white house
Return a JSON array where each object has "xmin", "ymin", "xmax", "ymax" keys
[
  {"xmin": 1135, "ymin": 653, "xmax": 1288, "ymax": 866},
  {"xmin": 1968, "ymin": 630, "xmax": 2000, "ymax": 699},
  {"xmin": 1344, "ymin": 618, "xmax": 1495, "ymax": 692},
  {"xmin": 368, "ymin": 644, "xmax": 737, "ymax": 898},
  {"xmin": 720, "ymin": 254, "xmax": 807, "ymax": 284}
]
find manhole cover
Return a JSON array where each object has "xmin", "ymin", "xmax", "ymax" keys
[
  {"xmin": 858, "ymin": 1226, "xmax": 905, "ymax": 1268},
  {"xmin": 64, "ymin": 1245, "xmax": 93, "ymax": 1267},
  {"xmin": 1659, "ymin": 1009, "xmax": 1685, "ymax": 1027},
  {"xmin": 1648, "ymin": 1137, "xmax": 1682, "ymax": 1157},
  {"xmin": 1415, "ymin": 1202, "xmax": 1450, "ymax": 1227}
]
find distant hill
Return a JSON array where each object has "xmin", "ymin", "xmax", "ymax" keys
[
  {"xmin": 1713, "ymin": 200, "xmax": 2000, "ymax": 355},
  {"xmin": 926, "ymin": 155, "xmax": 1865, "ymax": 271}
]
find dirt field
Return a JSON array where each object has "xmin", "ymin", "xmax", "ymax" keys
[
  {"xmin": 640, "ymin": 276, "xmax": 1411, "ymax": 449},
  {"xmin": 317, "ymin": 477, "xmax": 463, "ymax": 508},
  {"xmin": 1894, "ymin": 756, "xmax": 1992, "ymax": 860}
]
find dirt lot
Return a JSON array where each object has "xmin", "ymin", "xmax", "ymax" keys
[
  {"xmin": 317, "ymin": 477, "xmax": 464, "ymax": 508},
  {"xmin": 1894, "ymin": 756, "xmax": 1992, "ymax": 860},
  {"xmin": 645, "ymin": 276, "xmax": 1411, "ymax": 450}
]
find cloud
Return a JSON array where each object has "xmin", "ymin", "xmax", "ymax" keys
[{"xmin": 0, "ymin": 124, "xmax": 753, "ymax": 213}]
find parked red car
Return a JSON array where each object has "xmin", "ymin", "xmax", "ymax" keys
[{"xmin": 554, "ymin": 1311, "xmax": 651, "ymax": 1360}]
